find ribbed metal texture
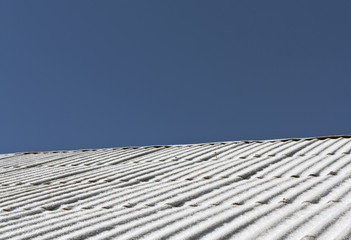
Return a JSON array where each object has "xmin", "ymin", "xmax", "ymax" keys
[{"xmin": 1, "ymin": 136, "xmax": 351, "ymax": 240}]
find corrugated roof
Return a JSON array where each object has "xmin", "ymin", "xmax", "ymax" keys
[{"xmin": 1, "ymin": 136, "xmax": 351, "ymax": 239}]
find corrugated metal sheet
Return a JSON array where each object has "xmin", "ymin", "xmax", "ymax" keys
[{"xmin": 1, "ymin": 136, "xmax": 351, "ymax": 240}]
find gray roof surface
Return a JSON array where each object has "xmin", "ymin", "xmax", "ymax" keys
[{"xmin": 1, "ymin": 136, "xmax": 351, "ymax": 239}]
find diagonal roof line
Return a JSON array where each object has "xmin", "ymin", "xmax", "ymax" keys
[{"xmin": 8, "ymin": 135, "xmax": 351, "ymax": 156}]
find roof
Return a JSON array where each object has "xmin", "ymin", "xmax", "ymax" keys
[{"xmin": 1, "ymin": 136, "xmax": 351, "ymax": 239}]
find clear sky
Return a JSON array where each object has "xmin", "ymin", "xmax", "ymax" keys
[{"xmin": 1, "ymin": 0, "xmax": 351, "ymax": 153}]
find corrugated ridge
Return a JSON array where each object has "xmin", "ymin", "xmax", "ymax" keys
[{"xmin": 5, "ymin": 135, "xmax": 351, "ymax": 156}]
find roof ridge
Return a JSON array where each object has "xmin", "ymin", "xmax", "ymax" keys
[{"xmin": 8, "ymin": 135, "xmax": 351, "ymax": 156}]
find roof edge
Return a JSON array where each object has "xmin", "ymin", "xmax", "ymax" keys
[{"xmin": 9, "ymin": 135, "xmax": 351, "ymax": 156}]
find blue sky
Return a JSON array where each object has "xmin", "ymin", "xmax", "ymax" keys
[{"xmin": 1, "ymin": 0, "xmax": 351, "ymax": 153}]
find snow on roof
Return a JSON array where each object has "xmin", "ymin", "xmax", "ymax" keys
[{"xmin": 1, "ymin": 136, "xmax": 351, "ymax": 239}]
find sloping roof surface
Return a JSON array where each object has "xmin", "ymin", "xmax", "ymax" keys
[{"xmin": 1, "ymin": 136, "xmax": 351, "ymax": 240}]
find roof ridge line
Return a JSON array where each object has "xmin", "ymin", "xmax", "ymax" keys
[{"xmin": 8, "ymin": 135, "xmax": 351, "ymax": 156}]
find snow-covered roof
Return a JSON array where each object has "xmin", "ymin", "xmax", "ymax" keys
[{"xmin": 1, "ymin": 136, "xmax": 351, "ymax": 240}]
